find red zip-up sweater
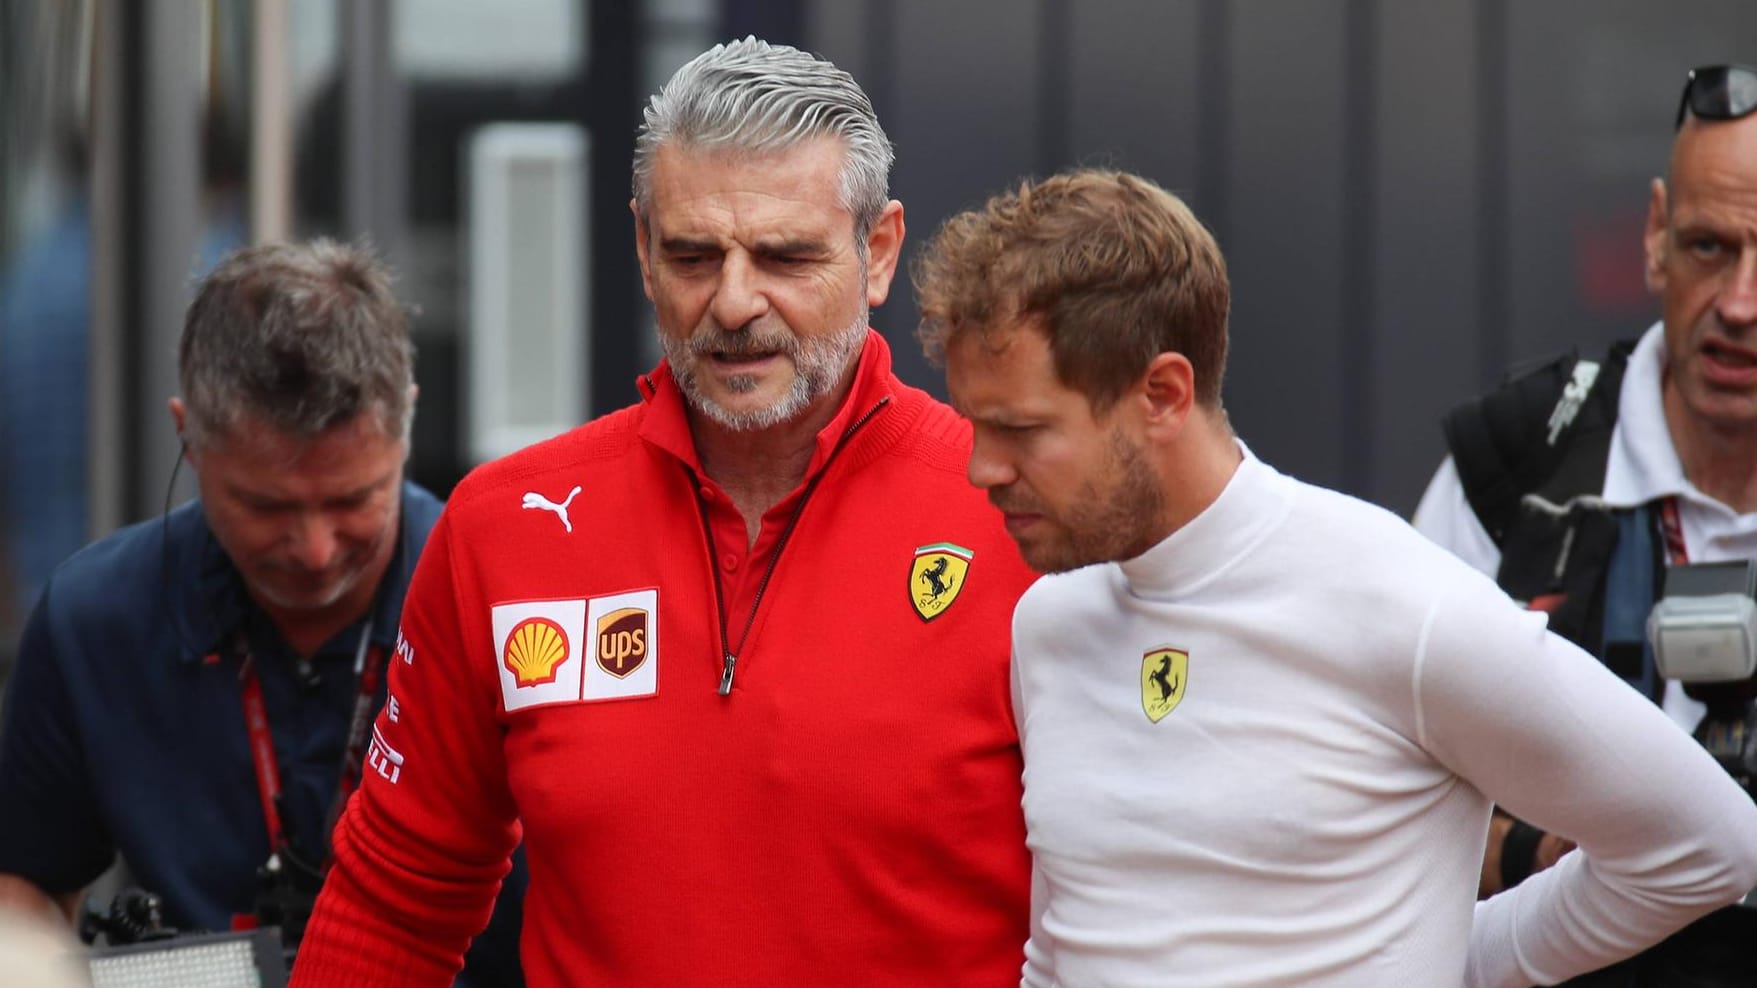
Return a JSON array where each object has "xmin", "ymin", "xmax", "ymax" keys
[{"xmin": 292, "ymin": 332, "xmax": 1036, "ymax": 987}]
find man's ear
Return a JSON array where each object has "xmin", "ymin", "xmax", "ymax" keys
[
  {"xmin": 864, "ymin": 200, "xmax": 906, "ymax": 309},
  {"xmin": 631, "ymin": 199, "xmax": 656, "ymax": 302},
  {"xmin": 1138, "ymin": 352, "xmax": 1196, "ymax": 442},
  {"xmin": 1644, "ymin": 177, "xmax": 1669, "ymax": 295},
  {"xmin": 168, "ymin": 398, "xmax": 194, "ymax": 464}
]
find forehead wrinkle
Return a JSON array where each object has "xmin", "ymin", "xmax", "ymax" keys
[
  {"xmin": 653, "ymin": 193, "xmax": 846, "ymax": 252},
  {"xmin": 948, "ymin": 337, "xmax": 1056, "ymax": 418},
  {"xmin": 650, "ymin": 144, "xmax": 850, "ymax": 232},
  {"xmin": 1670, "ymin": 117, "xmax": 1757, "ymax": 193},
  {"xmin": 1669, "ymin": 187, "xmax": 1757, "ymax": 242}
]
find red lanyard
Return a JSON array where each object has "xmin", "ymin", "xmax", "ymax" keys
[
  {"xmin": 1658, "ymin": 496, "xmax": 1690, "ymax": 566},
  {"xmin": 237, "ymin": 624, "xmax": 385, "ymax": 853}
]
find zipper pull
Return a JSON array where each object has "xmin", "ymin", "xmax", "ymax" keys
[{"xmin": 718, "ymin": 653, "xmax": 738, "ymax": 696}]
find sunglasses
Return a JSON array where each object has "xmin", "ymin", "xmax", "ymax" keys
[{"xmin": 1675, "ymin": 64, "xmax": 1757, "ymax": 129}]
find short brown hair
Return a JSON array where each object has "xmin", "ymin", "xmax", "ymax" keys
[
  {"xmin": 179, "ymin": 239, "xmax": 415, "ymax": 449},
  {"xmin": 914, "ymin": 168, "xmax": 1229, "ymax": 411}
]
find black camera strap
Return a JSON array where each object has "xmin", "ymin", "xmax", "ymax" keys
[{"xmin": 236, "ymin": 621, "xmax": 385, "ymax": 861}]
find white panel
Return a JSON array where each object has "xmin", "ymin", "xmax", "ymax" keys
[{"xmin": 465, "ymin": 122, "xmax": 590, "ymax": 465}]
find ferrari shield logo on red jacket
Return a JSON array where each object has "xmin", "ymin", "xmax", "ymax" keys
[{"xmin": 911, "ymin": 543, "xmax": 973, "ymax": 621}]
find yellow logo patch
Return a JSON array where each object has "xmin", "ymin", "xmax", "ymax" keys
[
  {"xmin": 504, "ymin": 617, "xmax": 571, "ymax": 688},
  {"xmin": 911, "ymin": 543, "xmax": 973, "ymax": 621},
  {"xmin": 1141, "ymin": 647, "xmax": 1188, "ymax": 723}
]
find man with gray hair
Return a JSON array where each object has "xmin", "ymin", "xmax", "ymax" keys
[
  {"xmin": 0, "ymin": 240, "xmax": 525, "ymax": 985},
  {"xmin": 291, "ymin": 38, "xmax": 1036, "ymax": 987}
]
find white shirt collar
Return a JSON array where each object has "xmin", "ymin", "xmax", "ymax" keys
[
  {"xmin": 1603, "ymin": 322, "xmax": 1691, "ymax": 507},
  {"xmin": 1116, "ymin": 443, "xmax": 1291, "ymax": 600}
]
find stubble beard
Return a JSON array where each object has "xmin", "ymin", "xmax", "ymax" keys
[
  {"xmin": 1020, "ymin": 429, "xmax": 1165, "ymax": 574},
  {"xmin": 665, "ymin": 308, "xmax": 870, "ymax": 432}
]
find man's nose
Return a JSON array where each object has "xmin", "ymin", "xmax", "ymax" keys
[
  {"xmin": 966, "ymin": 434, "xmax": 1016, "ymax": 491},
  {"xmin": 288, "ymin": 514, "xmax": 341, "ymax": 571},
  {"xmin": 1719, "ymin": 248, "xmax": 1757, "ymax": 329},
  {"xmin": 709, "ymin": 252, "xmax": 769, "ymax": 331}
]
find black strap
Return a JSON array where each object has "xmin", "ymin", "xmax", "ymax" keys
[
  {"xmin": 1442, "ymin": 339, "xmax": 1634, "ymax": 546},
  {"xmin": 1499, "ymin": 817, "xmax": 1544, "ymax": 889},
  {"xmin": 236, "ymin": 625, "xmax": 383, "ymax": 862}
]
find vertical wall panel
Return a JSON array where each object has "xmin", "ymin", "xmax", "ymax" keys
[
  {"xmin": 1066, "ymin": 1, "xmax": 1204, "ymax": 198},
  {"xmin": 876, "ymin": 0, "xmax": 1042, "ymax": 391},
  {"xmin": 134, "ymin": 0, "xmax": 203, "ymax": 521},
  {"xmin": 805, "ymin": 1, "xmax": 881, "ymax": 98},
  {"xmin": 1370, "ymin": 0, "xmax": 1481, "ymax": 514},
  {"xmin": 1223, "ymin": 1, "xmax": 1349, "ymax": 489}
]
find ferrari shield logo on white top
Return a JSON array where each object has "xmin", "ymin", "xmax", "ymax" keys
[{"xmin": 1141, "ymin": 646, "xmax": 1188, "ymax": 724}]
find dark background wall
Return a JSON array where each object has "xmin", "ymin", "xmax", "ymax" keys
[{"xmin": 725, "ymin": 0, "xmax": 1757, "ymax": 516}]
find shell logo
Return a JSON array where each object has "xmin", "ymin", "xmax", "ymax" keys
[{"xmin": 504, "ymin": 617, "xmax": 571, "ymax": 688}]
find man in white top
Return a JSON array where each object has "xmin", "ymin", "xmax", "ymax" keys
[
  {"xmin": 913, "ymin": 167, "xmax": 1757, "ymax": 988},
  {"xmin": 1414, "ymin": 64, "xmax": 1757, "ymax": 985}
]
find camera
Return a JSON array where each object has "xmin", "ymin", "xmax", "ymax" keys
[
  {"xmin": 1648, "ymin": 560, "xmax": 1757, "ymax": 797},
  {"xmin": 78, "ymin": 887, "xmax": 178, "ymax": 948},
  {"xmin": 1648, "ymin": 560, "xmax": 1757, "ymax": 683},
  {"xmin": 76, "ymin": 846, "xmax": 319, "ymax": 985},
  {"xmin": 80, "ymin": 887, "xmax": 288, "ymax": 987}
]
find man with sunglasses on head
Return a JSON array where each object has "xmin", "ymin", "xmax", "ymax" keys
[{"xmin": 1415, "ymin": 64, "xmax": 1757, "ymax": 986}]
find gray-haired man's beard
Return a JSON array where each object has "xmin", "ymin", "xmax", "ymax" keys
[{"xmin": 663, "ymin": 310, "xmax": 869, "ymax": 432}]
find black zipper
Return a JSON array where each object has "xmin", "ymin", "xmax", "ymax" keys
[{"xmin": 693, "ymin": 396, "xmax": 892, "ymax": 696}]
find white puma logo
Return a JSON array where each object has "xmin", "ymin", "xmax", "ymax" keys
[{"xmin": 522, "ymin": 485, "xmax": 582, "ymax": 533}]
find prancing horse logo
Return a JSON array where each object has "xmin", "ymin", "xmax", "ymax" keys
[
  {"xmin": 910, "ymin": 543, "xmax": 973, "ymax": 621},
  {"xmin": 522, "ymin": 485, "xmax": 582, "ymax": 533},
  {"xmin": 1140, "ymin": 646, "xmax": 1189, "ymax": 723}
]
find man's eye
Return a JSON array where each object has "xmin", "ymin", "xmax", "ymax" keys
[{"xmin": 1686, "ymin": 237, "xmax": 1726, "ymax": 260}]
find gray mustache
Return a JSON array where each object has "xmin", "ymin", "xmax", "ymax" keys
[{"xmin": 686, "ymin": 332, "xmax": 795, "ymax": 357}]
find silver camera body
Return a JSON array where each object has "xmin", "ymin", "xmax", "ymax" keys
[{"xmin": 1648, "ymin": 560, "xmax": 1757, "ymax": 682}]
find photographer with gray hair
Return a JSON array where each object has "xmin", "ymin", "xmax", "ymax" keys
[
  {"xmin": 0, "ymin": 240, "xmax": 525, "ymax": 985},
  {"xmin": 291, "ymin": 38, "xmax": 1036, "ymax": 987}
]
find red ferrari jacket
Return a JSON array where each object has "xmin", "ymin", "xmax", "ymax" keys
[{"xmin": 292, "ymin": 332, "xmax": 1036, "ymax": 987}]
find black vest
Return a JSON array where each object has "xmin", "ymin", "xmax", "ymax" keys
[{"xmin": 1441, "ymin": 339, "xmax": 1660, "ymax": 694}]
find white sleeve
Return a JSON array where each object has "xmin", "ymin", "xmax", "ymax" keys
[
  {"xmin": 1013, "ymin": 639, "xmax": 1054, "ymax": 988},
  {"xmin": 1020, "ymin": 862, "xmax": 1053, "ymax": 988},
  {"xmin": 1411, "ymin": 581, "xmax": 1757, "ymax": 988},
  {"xmin": 1411, "ymin": 456, "xmax": 1502, "ymax": 578}
]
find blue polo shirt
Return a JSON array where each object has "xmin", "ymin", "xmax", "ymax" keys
[{"xmin": 0, "ymin": 482, "xmax": 525, "ymax": 984}]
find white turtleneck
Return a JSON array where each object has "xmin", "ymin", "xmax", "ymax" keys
[{"xmin": 1014, "ymin": 449, "xmax": 1757, "ymax": 988}]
